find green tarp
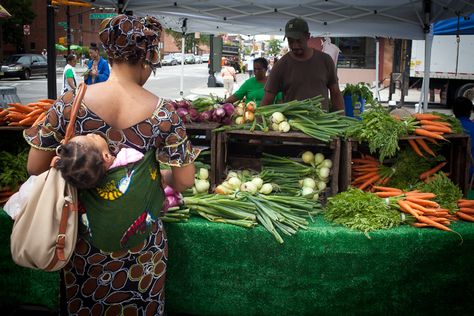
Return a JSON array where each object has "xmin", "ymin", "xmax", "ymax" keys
[{"xmin": 1, "ymin": 211, "xmax": 474, "ymax": 315}]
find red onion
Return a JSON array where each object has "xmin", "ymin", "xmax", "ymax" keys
[
  {"xmin": 200, "ymin": 110, "xmax": 212, "ymax": 122},
  {"xmin": 222, "ymin": 103, "xmax": 235, "ymax": 116},
  {"xmin": 215, "ymin": 107, "xmax": 226, "ymax": 118},
  {"xmin": 222, "ymin": 116, "xmax": 232, "ymax": 125},
  {"xmin": 189, "ymin": 108, "xmax": 200, "ymax": 122},
  {"xmin": 166, "ymin": 195, "xmax": 180, "ymax": 208},
  {"xmin": 164, "ymin": 185, "xmax": 176, "ymax": 197}
]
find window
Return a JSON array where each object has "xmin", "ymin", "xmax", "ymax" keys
[
  {"xmin": 30, "ymin": 42, "xmax": 36, "ymax": 50},
  {"xmin": 335, "ymin": 37, "xmax": 376, "ymax": 69},
  {"xmin": 78, "ymin": 14, "xmax": 82, "ymax": 25}
]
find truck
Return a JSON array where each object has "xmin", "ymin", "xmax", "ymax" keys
[{"xmin": 409, "ymin": 35, "xmax": 474, "ymax": 106}]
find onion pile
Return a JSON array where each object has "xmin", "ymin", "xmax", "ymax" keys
[
  {"xmin": 234, "ymin": 101, "xmax": 256, "ymax": 125},
  {"xmin": 163, "ymin": 186, "xmax": 183, "ymax": 214},
  {"xmin": 191, "ymin": 167, "xmax": 211, "ymax": 194},
  {"xmin": 215, "ymin": 171, "xmax": 274, "ymax": 195},
  {"xmin": 298, "ymin": 151, "xmax": 332, "ymax": 200},
  {"xmin": 172, "ymin": 99, "xmax": 235, "ymax": 125}
]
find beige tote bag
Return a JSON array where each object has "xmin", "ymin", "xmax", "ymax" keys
[{"xmin": 10, "ymin": 83, "xmax": 86, "ymax": 271}]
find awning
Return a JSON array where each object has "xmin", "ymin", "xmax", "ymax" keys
[
  {"xmin": 434, "ymin": 14, "xmax": 474, "ymax": 35},
  {"xmin": 0, "ymin": 4, "xmax": 12, "ymax": 19}
]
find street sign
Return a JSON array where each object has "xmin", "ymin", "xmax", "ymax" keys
[
  {"xmin": 90, "ymin": 13, "xmax": 117, "ymax": 20},
  {"xmin": 58, "ymin": 21, "xmax": 68, "ymax": 28}
]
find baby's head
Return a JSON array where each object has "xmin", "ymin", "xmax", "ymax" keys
[{"xmin": 56, "ymin": 134, "xmax": 114, "ymax": 189}]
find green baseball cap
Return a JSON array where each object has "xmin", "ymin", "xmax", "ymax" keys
[{"xmin": 285, "ymin": 17, "xmax": 309, "ymax": 39}]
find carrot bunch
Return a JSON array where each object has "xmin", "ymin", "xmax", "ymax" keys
[
  {"xmin": 0, "ymin": 99, "xmax": 54, "ymax": 127},
  {"xmin": 456, "ymin": 199, "xmax": 474, "ymax": 222},
  {"xmin": 351, "ymin": 154, "xmax": 389, "ymax": 190},
  {"xmin": 411, "ymin": 113, "xmax": 453, "ymax": 141},
  {"xmin": 372, "ymin": 186, "xmax": 457, "ymax": 232}
]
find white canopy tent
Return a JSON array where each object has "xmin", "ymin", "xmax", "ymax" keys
[{"xmin": 90, "ymin": 0, "xmax": 474, "ymax": 110}]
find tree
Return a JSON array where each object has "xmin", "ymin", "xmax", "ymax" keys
[
  {"xmin": 165, "ymin": 29, "xmax": 210, "ymax": 53},
  {"xmin": 1, "ymin": 0, "xmax": 36, "ymax": 53},
  {"xmin": 267, "ymin": 39, "xmax": 282, "ymax": 57}
]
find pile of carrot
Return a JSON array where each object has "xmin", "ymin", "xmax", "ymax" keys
[
  {"xmin": 351, "ymin": 154, "xmax": 389, "ymax": 190},
  {"xmin": 407, "ymin": 113, "xmax": 453, "ymax": 156},
  {"xmin": 456, "ymin": 199, "xmax": 474, "ymax": 222},
  {"xmin": 0, "ymin": 99, "xmax": 54, "ymax": 127},
  {"xmin": 372, "ymin": 186, "xmax": 458, "ymax": 231}
]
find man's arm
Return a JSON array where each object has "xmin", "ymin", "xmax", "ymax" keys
[
  {"xmin": 260, "ymin": 90, "xmax": 277, "ymax": 106},
  {"xmin": 328, "ymin": 83, "xmax": 344, "ymax": 112}
]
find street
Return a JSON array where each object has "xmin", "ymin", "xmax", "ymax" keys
[{"xmin": 0, "ymin": 63, "xmax": 245, "ymax": 104}]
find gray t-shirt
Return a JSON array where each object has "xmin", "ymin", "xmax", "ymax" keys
[{"xmin": 265, "ymin": 49, "xmax": 338, "ymax": 110}]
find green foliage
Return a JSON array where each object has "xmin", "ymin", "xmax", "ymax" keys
[
  {"xmin": 0, "ymin": 149, "xmax": 29, "ymax": 191},
  {"xmin": 416, "ymin": 172, "xmax": 463, "ymax": 213},
  {"xmin": 386, "ymin": 149, "xmax": 444, "ymax": 190},
  {"xmin": 342, "ymin": 82, "xmax": 374, "ymax": 107},
  {"xmin": 345, "ymin": 104, "xmax": 409, "ymax": 161},
  {"xmin": 325, "ymin": 188, "xmax": 405, "ymax": 235},
  {"xmin": 267, "ymin": 39, "xmax": 282, "ymax": 56},
  {"xmin": 1, "ymin": 0, "xmax": 36, "ymax": 52},
  {"xmin": 164, "ymin": 29, "xmax": 210, "ymax": 53}
]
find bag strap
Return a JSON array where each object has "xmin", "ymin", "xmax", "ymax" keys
[
  {"xmin": 45, "ymin": 84, "xmax": 86, "ymax": 271},
  {"xmin": 63, "ymin": 82, "xmax": 87, "ymax": 144}
]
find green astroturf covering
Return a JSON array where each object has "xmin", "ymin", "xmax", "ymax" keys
[{"xmin": 1, "ymin": 210, "xmax": 474, "ymax": 315}]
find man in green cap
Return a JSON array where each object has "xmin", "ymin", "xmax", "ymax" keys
[{"xmin": 261, "ymin": 17, "xmax": 344, "ymax": 112}]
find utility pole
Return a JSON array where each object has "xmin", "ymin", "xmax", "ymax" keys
[
  {"xmin": 67, "ymin": 5, "xmax": 71, "ymax": 55},
  {"xmin": 47, "ymin": 0, "xmax": 57, "ymax": 99}
]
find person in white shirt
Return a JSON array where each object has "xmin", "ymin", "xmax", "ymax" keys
[
  {"xmin": 62, "ymin": 54, "xmax": 77, "ymax": 93},
  {"xmin": 220, "ymin": 60, "xmax": 237, "ymax": 97},
  {"xmin": 246, "ymin": 54, "xmax": 255, "ymax": 78}
]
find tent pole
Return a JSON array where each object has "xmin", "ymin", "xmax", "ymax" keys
[
  {"xmin": 180, "ymin": 19, "xmax": 187, "ymax": 97},
  {"xmin": 422, "ymin": 31, "xmax": 433, "ymax": 113},
  {"xmin": 47, "ymin": 0, "xmax": 57, "ymax": 100},
  {"xmin": 375, "ymin": 38, "xmax": 380, "ymax": 101}
]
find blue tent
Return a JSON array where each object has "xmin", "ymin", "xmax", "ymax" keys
[{"xmin": 433, "ymin": 14, "xmax": 474, "ymax": 35}]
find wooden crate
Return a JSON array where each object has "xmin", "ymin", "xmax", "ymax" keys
[
  {"xmin": 216, "ymin": 130, "xmax": 341, "ymax": 197},
  {"xmin": 185, "ymin": 122, "xmax": 223, "ymax": 187},
  {"xmin": 339, "ymin": 134, "xmax": 471, "ymax": 196}
]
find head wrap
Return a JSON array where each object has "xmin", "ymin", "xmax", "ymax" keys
[{"xmin": 99, "ymin": 14, "xmax": 162, "ymax": 69}]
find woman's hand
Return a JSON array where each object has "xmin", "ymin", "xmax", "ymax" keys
[{"xmin": 160, "ymin": 164, "xmax": 195, "ymax": 192}]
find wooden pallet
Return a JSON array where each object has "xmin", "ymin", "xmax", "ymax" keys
[
  {"xmin": 340, "ymin": 134, "xmax": 471, "ymax": 195},
  {"xmin": 216, "ymin": 130, "xmax": 341, "ymax": 197}
]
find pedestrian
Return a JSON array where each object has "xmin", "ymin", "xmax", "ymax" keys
[
  {"xmin": 62, "ymin": 54, "xmax": 77, "ymax": 93},
  {"xmin": 84, "ymin": 42, "xmax": 110, "ymax": 85},
  {"xmin": 23, "ymin": 14, "xmax": 198, "ymax": 315},
  {"xmin": 221, "ymin": 59, "xmax": 237, "ymax": 97},
  {"xmin": 260, "ymin": 17, "xmax": 344, "ymax": 112},
  {"xmin": 452, "ymin": 96, "xmax": 474, "ymax": 178},
  {"xmin": 224, "ymin": 57, "xmax": 282, "ymax": 106},
  {"xmin": 246, "ymin": 54, "xmax": 255, "ymax": 78},
  {"xmin": 41, "ymin": 49, "xmax": 47, "ymax": 59}
]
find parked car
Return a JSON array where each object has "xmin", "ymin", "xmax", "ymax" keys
[
  {"xmin": 194, "ymin": 55, "xmax": 203, "ymax": 64},
  {"xmin": 184, "ymin": 54, "xmax": 195, "ymax": 64},
  {"xmin": 161, "ymin": 54, "xmax": 178, "ymax": 66},
  {"xmin": 0, "ymin": 54, "xmax": 47, "ymax": 80},
  {"xmin": 202, "ymin": 53, "xmax": 210, "ymax": 62},
  {"xmin": 173, "ymin": 53, "xmax": 184, "ymax": 64}
]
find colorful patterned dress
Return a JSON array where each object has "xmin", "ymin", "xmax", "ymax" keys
[{"xmin": 24, "ymin": 91, "xmax": 199, "ymax": 315}]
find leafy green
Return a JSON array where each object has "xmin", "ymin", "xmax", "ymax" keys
[
  {"xmin": 342, "ymin": 82, "xmax": 374, "ymax": 107},
  {"xmin": 416, "ymin": 172, "xmax": 462, "ymax": 213},
  {"xmin": 386, "ymin": 149, "xmax": 445, "ymax": 190},
  {"xmin": 345, "ymin": 103, "xmax": 410, "ymax": 161},
  {"xmin": 0, "ymin": 149, "xmax": 29, "ymax": 191},
  {"xmin": 325, "ymin": 188, "xmax": 405, "ymax": 235}
]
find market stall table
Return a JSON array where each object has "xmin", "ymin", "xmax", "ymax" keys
[{"xmin": 1, "ymin": 211, "xmax": 473, "ymax": 314}]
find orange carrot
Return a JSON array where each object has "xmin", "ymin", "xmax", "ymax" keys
[
  {"xmin": 414, "ymin": 128, "xmax": 446, "ymax": 140},
  {"xmin": 419, "ymin": 120, "xmax": 451, "ymax": 127},
  {"xmin": 372, "ymin": 186, "xmax": 402, "ymax": 193},
  {"xmin": 25, "ymin": 108, "xmax": 44, "ymax": 118},
  {"xmin": 18, "ymin": 116, "xmax": 37, "ymax": 126},
  {"xmin": 415, "ymin": 138, "xmax": 436, "ymax": 156},
  {"xmin": 417, "ymin": 215, "xmax": 451, "ymax": 231},
  {"xmin": 419, "ymin": 161, "xmax": 447, "ymax": 180},
  {"xmin": 412, "ymin": 223, "xmax": 430, "ymax": 228},
  {"xmin": 459, "ymin": 208, "xmax": 474, "ymax": 215},
  {"xmin": 353, "ymin": 172, "xmax": 379, "ymax": 183},
  {"xmin": 398, "ymin": 200, "xmax": 420, "ymax": 217},
  {"xmin": 413, "ymin": 113, "xmax": 442, "ymax": 121},
  {"xmin": 358, "ymin": 174, "xmax": 381, "ymax": 190},
  {"xmin": 405, "ymin": 197, "xmax": 440, "ymax": 208},
  {"xmin": 421, "ymin": 124, "xmax": 452, "ymax": 133},
  {"xmin": 404, "ymin": 192, "xmax": 437, "ymax": 199},
  {"xmin": 352, "ymin": 159, "xmax": 379, "ymax": 165},
  {"xmin": 9, "ymin": 103, "xmax": 35, "ymax": 113},
  {"xmin": 32, "ymin": 112, "xmax": 47, "ymax": 126},
  {"xmin": 375, "ymin": 191, "xmax": 403, "ymax": 198},
  {"xmin": 408, "ymin": 139, "xmax": 424, "ymax": 157},
  {"xmin": 456, "ymin": 212, "xmax": 474, "ymax": 222}
]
